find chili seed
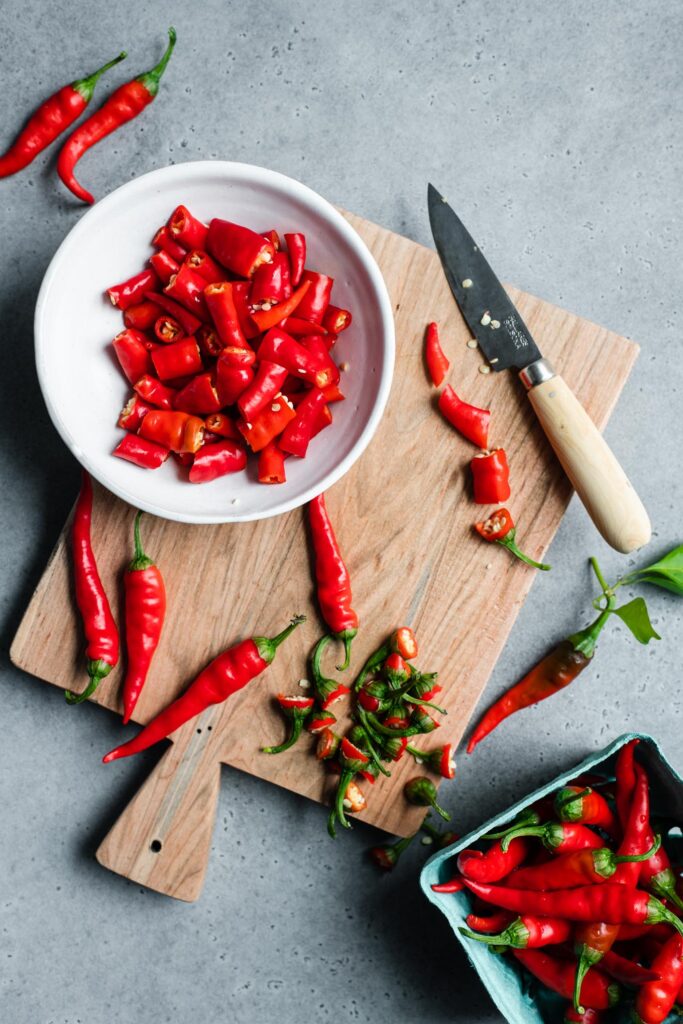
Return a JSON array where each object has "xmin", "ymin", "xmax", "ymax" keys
[
  {"xmin": 462, "ymin": 278, "xmax": 473, "ymax": 288},
  {"xmin": 479, "ymin": 365, "xmax": 491, "ymax": 375},
  {"xmin": 490, "ymin": 319, "xmax": 501, "ymax": 329},
  {"xmin": 480, "ymin": 311, "xmax": 491, "ymax": 326},
  {"xmin": 467, "ymin": 339, "xmax": 478, "ymax": 349}
]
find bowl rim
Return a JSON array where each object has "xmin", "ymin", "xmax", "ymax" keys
[{"xmin": 34, "ymin": 160, "xmax": 395, "ymax": 524}]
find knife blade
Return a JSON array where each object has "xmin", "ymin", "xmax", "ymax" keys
[{"xmin": 427, "ymin": 183, "xmax": 651, "ymax": 554}]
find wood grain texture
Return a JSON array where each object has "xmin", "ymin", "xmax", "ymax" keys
[{"xmin": 11, "ymin": 211, "xmax": 639, "ymax": 899}]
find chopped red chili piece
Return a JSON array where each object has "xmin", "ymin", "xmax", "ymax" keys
[
  {"xmin": 152, "ymin": 225, "xmax": 187, "ymax": 263},
  {"xmin": 279, "ymin": 388, "xmax": 328, "ymax": 457},
  {"xmin": 139, "ymin": 410, "xmax": 204, "ymax": 453},
  {"xmin": 204, "ymin": 413, "xmax": 240, "ymax": 441},
  {"xmin": 250, "ymin": 252, "xmax": 291, "ymax": 309},
  {"xmin": 123, "ymin": 299, "xmax": 163, "ymax": 331},
  {"xmin": 118, "ymin": 394, "xmax": 152, "ymax": 433},
  {"xmin": 204, "ymin": 282, "xmax": 249, "ymax": 349},
  {"xmin": 237, "ymin": 361, "xmax": 288, "ymax": 423},
  {"xmin": 113, "ymin": 329, "xmax": 154, "ymax": 385},
  {"xmin": 134, "ymin": 374, "xmax": 177, "ymax": 411},
  {"xmin": 168, "ymin": 204, "xmax": 208, "ymax": 251},
  {"xmin": 315, "ymin": 727, "xmax": 339, "ymax": 760},
  {"xmin": 262, "ymin": 694, "xmax": 315, "ymax": 755},
  {"xmin": 474, "ymin": 508, "xmax": 550, "ymax": 570},
  {"xmin": 439, "ymin": 384, "xmax": 490, "ymax": 447},
  {"xmin": 173, "ymin": 372, "xmax": 222, "ymax": 415},
  {"xmin": 184, "ymin": 250, "xmax": 224, "ymax": 285},
  {"xmin": 149, "ymin": 249, "xmax": 180, "ymax": 286},
  {"xmin": 154, "ymin": 316, "xmax": 185, "ymax": 344},
  {"xmin": 257, "ymin": 440, "xmax": 287, "ymax": 484},
  {"xmin": 146, "ymin": 290, "xmax": 202, "ymax": 336},
  {"xmin": 108, "ymin": 268, "xmax": 159, "ymax": 311},
  {"xmin": 278, "ymin": 316, "xmax": 328, "ymax": 338},
  {"xmin": 249, "ymin": 279, "xmax": 311, "ymax": 333},
  {"xmin": 295, "ymin": 270, "xmax": 333, "ymax": 324},
  {"xmin": 207, "ymin": 218, "xmax": 275, "ymax": 278},
  {"xmin": 284, "ymin": 232, "xmax": 306, "ymax": 286},
  {"xmin": 215, "ymin": 359, "xmax": 254, "ymax": 408},
  {"xmin": 470, "ymin": 448, "xmax": 511, "ymax": 504},
  {"xmin": 322, "ymin": 305, "xmax": 352, "ymax": 335},
  {"xmin": 259, "ymin": 327, "xmax": 336, "ymax": 389},
  {"xmin": 151, "ymin": 336, "xmax": 203, "ymax": 382},
  {"xmin": 238, "ymin": 394, "xmax": 297, "ymax": 452},
  {"xmin": 113, "ymin": 433, "xmax": 169, "ymax": 469},
  {"xmin": 165, "ymin": 264, "xmax": 209, "ymax": 319},
  {"xmin": 189, "ymin": 440, "xmax": 247, "ymax": 483},
  {"xmin": 425, "ymin": 322, "xmax": 449, "ymax": 386}
]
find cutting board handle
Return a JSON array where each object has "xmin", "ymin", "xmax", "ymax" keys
[
  {"xmin": 96, "ymin": 706, "xmax": 223, "ymax": 902},
  {"xmin": 525, "ymin": 371, "xmax": 651, "ymax": 553}
]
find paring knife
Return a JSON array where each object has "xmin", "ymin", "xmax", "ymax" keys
[{"xmin": 427, "ymin": 184, "xmax": 651, "ymax": 555}]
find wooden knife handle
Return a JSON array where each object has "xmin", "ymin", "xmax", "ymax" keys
[
  {"xmin": 525, "ymin": 369, "xmax": 651, "ymax": 553},
  {"xmin": 96, "ymin": 706, "xmax": 223, "ymax": 902}
]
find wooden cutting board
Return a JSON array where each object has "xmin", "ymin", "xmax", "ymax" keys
[{"xmin": 10, "ymin": 211, "xmax": 639, "ymax": 901}]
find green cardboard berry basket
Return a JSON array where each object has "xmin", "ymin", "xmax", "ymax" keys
[{"xmin": 420, "ymin": 734, "xmax": 683, "ymax": 1024}]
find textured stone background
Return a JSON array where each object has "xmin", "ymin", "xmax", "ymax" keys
[{"xmin": 1, "ymin": 2, "xmax": 681, "ymax": 1021}]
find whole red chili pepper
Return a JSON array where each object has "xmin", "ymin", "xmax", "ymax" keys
[
  {"xmin": 471, "ymin": 448, "xmax": 511, "ymax": 503},
  {"xmin": 284, "ymin": 232, "xmax": 306, "ymax": 286},
  {"xmin": 188, "ymin": 440, "xmax": 246, "ymax": 483},
  {"xmin": 554, "ymin": 787, "xmax": 619, "ymax": 837},
  {"xmin": 262, "ymin": 695, "xmax": 314, "ymax": 754},
  {"xmin": 108, "ymin": 268, "xmax": 159, "ymax": 310},
  {"xmin": 121, "ymin": 513, "xmax": 166, "ymax": 724},
  {"xmin": 0, "ymin": 51, "xmax": 126, "ymax": 177},
  {"xmin": 151, "ymin": 336, "xmax": 203, "ymax": 381},
  {"xmin": 506, "ymin": 840, "xmax": 658, "ymax": 891},
  {"xmin": 307, "ymin": 492, "xmax": 359, "ymax": 670},
  {"xmin": 114, "ymin": 432, "xmax": 169, "ymax": 470},
  {"xmin": 173, "ymin": 373, "xmax": 221, "ymax": 416},
  {"xmin": 633, "ymin": 769, "xmax": 683, "ymax": 913},
  {"xmin": 425, "ymin": 322, "xmax": 450, "ymax": 387},
  {"xmin": 512, "ymin": 950, "xmax": 620, "ymax": 1010},
  {"xmin": 613, "ymin": 763, "xmax": 653, "ymax": 886},
  {"xmin": 474, "ymin": 508, "xmax": 550, "ymax": 571},
  {"xmin": 572, "ymin": 922, "xmax": 621, "ymax": 1013},
  {"xmin": 207, "ymin": 218, "xmax": 275, "ymax": 278},
  {"xmin": 65, "ymin": 472, "xmax": 119, "ymax": 704},
  {"xmin": 103, "ymin": 615, "xmax": 305, "ymax": 762},
  {"xmin": 168, "ymin": 205, "xmax": 208, "ymax": 251},
  {"xmin": 460, "ymin": 915, "xmax": 572, "ymax": 949},
  {"xmin": 439, "ymin": 385, "xmax": 490, "ymax": 448},
  {"xmin": 599, "ymin": 950, "xmax": 660, "ymax": 988},
  {"xmin": 295, "ymin": 270, "xmax": 333, "ymax": 324},
  {"xmin": 279, "ymin": 388, "xmax": 328, "ymax": 457},
  {"xmin": 467, "ymin": 604, "xmax": 613, "ymax": 753},
  {"xmin": 258, "ymin": 440, "xmax": 287, "ymax": 484},
  {"xmin": 461, "ymin": 879, "xmax": 683, "ymax": 934},
  {"xmin": 634, "ymin": 933, "xmax": 683, "ymax": 1024},
  {"xmin": 457, "ymin": 838, "xmax": 529, "ymax": 883},
  {"xmin": 57, "ymin": 29, "xmax": 176, "ymax": 204},
  {"xmin": 204, "ymin": 282, "xmax": 249, "ymax": 350},
  {"xmin": 500, "ymin": 821, "xmax": 605, "ymax": 856},
  {"xmin": 615, "ymin": 738, "xmax": 640, "ymax": 832},
  {"xmin": 249, "ymin": 279, "xmax": 312, "ymax": 333}
]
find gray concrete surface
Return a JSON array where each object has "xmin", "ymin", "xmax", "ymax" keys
[{"xmin": 1, "ymin": 2, "xmax": 681, "ymax": 1021}]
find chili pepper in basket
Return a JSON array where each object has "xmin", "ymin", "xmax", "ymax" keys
[
  {"xmin": 103, "ymin": 615, "xmax": 305, "ymax": 762},
  {"xmin": 554, "ymin": 787, "xmax": 619, "ymax": 837},
  {"xmin": 633, "ymin": 768, "xmax": 683, "ymax": 912},
  {"xmin": 255, "ymin": 438, "xmax": 285, "ymax": 484},
  {"xmin": 262, "ymin": 695, "xmax": 315, "ymax": 754},
  {"xmin": 460, "ymin": 915, "xmax": 572, "ymax": 949},
  {"xmin": 425, "ymin": 322, "xmax": 450, "ymax": 387},
  {"xmin": 471, "ymin": 448, "xmax": 511, "ymax": 504},
  {"xmin": 188, "ymin": 440, "xmax": 246, "ymax": 483},
  {"xmin": 457, "ymin": 838, "xmax": 529, "ymax": 884},
  {"xmin": 467, "ymin": 602, "xmax": 613, "ymax": 754},
  {"xmin": 121, "ymin": 512, "xmax": 166, "ymax": 724},
  {"xmin": 207, "ymin": 218, "xmax": 275, "ymax": 278},
  {"xmin": 114, "ymin": 433, "xmax": 169, "ymax": 469},
  {"xmin": 284, "ymin": 232, "xmax": 306, "ymax": 286},
  {"xmin": 474, "ymin": 508, "xmax": 550, "ymax": 571},
  {"xmin": 439, "ymin": 385, "xmax": 490, "ymax": 448},
  {"xmin": 57, "ymin": 28, "xmax": 176, "ymax": 204},
  {"xmin": 571, "ymin": 922, "xmax": 622, "ymax": 1013},
  {"xmin": 404, "ymin": 777, "xmax": 451, "ymax": 822},
  {"xmin": 307, "ymin": 492, "xmax": 359, "ymax": 670},
  {"xmin": 508, "ymin": 841, "xmax": 661, "ymax": 891},
  {"xmin": 65, "ymin": 472, "xmax": 119, "ymax": 704},
  {"xmin": 0, "ymin": 50, "xmax": 127, "ymax": 178},
  {"xmin": 563, "ymin": 1008, "xmax": 603, "ymax": 1024},
  {"xmin": 466, "ymin": 910, "xmax": 515, "ymax": 934},
  {"xmin": 500, "ymin": 821, "xmax": 605, "ymax": 855},
  {"xmin": 139, "ymin": 410, "xmax": 204, "ymax": 453},
  {"xmin": 615, "ymin": 738, "xmax": 640, "ymax": 832},
  {"xmin": 168, "ymin": 205, "xmax": 208, "ymax": 251},
  {"xmin": 599, "ymin": 950, "xmax": 661, "ymax": 988},
  {"xmin": 461, "ymin": 880, "xmax": 683, "ymax": 934},
  {"xmin": 633, "ymin": 933, "xmax": 683, "ymax": 1024},
  {"xmin": 511, "ymin": 950, "xmax": 620, "ymax": 1010}
]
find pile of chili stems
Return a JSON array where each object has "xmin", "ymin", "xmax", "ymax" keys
[
  {"xmin": 0, "ymin": 29, "xmax": 176, "ymax": 204},
  {"xmin": 425, "ymin": 322, "xmax": 550, "ymax": 573},
  {"xmin": 433, "ymin": 740, "xmax": 683, "ymax": 1024},
  {"xmin": 108, "ymin": 205, "xmax": 352, "ymax": 487},
  {"xmin": 261, "ymin": 492, "xmax": 456, "ymax": 839}
]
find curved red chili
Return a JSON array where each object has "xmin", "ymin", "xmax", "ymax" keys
[
  {"xmin": 500, "ymin": 821, "xmax": 605, "ymax": 856},
  {"xmin": 505, "ymin": 840, "xmax": 657, "ymax": 890},
  {"xmin": 284, "ymin": 232, "xmax": 306, "ymax": 286},
  {"xmin": 308, "ymin": 492, "xmax": 359, "ymax": 669},
  {"xmin": 460, "ymin": 915, "xmax": 571, "ymax": 949},
  {"xmin": 65, "ymin": 472, "xmax": 120, "ymax": 704},
  {"xmin": 121, "ymin": 512, "xmax": 166, "ymax": 724},
  {"xmin": 439, "ymin": 385, "xmax": 490, "ymax": 447},
  {"xmin": 634, "ymin": 933, "xmax": 683, "ymax": 1024},
  {"xmin": 425, "ymin": 322, "xmax": 449, "ymax": 387},
  {"xmin": 512, "ymin": 950, "xmax": 620, "ymax": 1010},
  {"xmin": 554, "ymin": 786, "xmax": 618, "ymax": 837},
  {"xmin": 103, "ymin": 615, "xmax": 305, "ymax": 762},
  {"xmin": 57, "ymin": 28, "xmax": 176, "ymax": 204},
  {"xmin": 457, "ymin": 837, "xmax": 529, "ymax": 883},
  {"xmin": 0, "ymin": 51, "xmax": 126, "ymax": 178},
  {"xmin": 615, "ymin": 738, "xmax": 640, "ymax": 831}
]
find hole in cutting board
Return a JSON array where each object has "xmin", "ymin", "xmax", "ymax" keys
[{"xmin": 150, "ymin": 839, "xmax": 162, "ymax": 853}]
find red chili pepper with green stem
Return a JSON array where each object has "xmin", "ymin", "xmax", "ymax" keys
[
  {"xmin": 308, "ymin": 493, "xmax": 359, "ymax": 670},
  {"xmin": 500, "ymin": 821, "xmax": 606, "ymax": 856},
  {"xmin": 328, "ymin": 737, "xmax": 369, "ymax": 837},
  {"xmin": 505, "ymin": 838, "xmax": 659, "ymax": 891},
  {"xmin": 65, "ymin": 472, "xmax": 119, "ymax": 704},
  {"xmin": 460, "ymin": 915, "xmax": 572, "ymax": 949},
  {"xmin": 615, "ymin": 738, "xmax": 640, "ymax": 831},
  {"xmin": 511, "ymin": 950, "xmax": 620, "ymax": 1011},
  {"xmin": 554, "ymin": 786, "xmax": 619, "ymax": 838},
  {"xmin": 121, "ymin": 512, "xmax": 166, "ymax": 724},
  {"xmin": 474, "ymin": 508, "xmax": 551, "ymax": 571},
  {"xmin": 57, "ymin": 28, "xmax": 176, "ymax": 204},
  {"xmin": 0, "ymin": 51, "xmax": 126, "ymax": 178},
  {"xmin": 457, "ymin": 838, "xmax": 530, "ymax": 884},
  {"xmin": 262, "ymin": 695, "xmax": 314, "ymax": 754},
  {"xmin": 103, "ymin": 616, "xmax": 304, "ymax": 762}
]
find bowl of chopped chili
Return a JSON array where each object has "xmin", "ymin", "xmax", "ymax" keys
[
  {"xmin": 35, "ymin": 161, "xmax": 395, "ymax": 523},
  {"xmin": 420, "ymin": 734, "xmax": 683, "ymax": 1024}
]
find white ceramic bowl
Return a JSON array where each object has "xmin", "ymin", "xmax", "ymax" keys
[{"xmin": 35, "ymin": 161, "xmax": 394, "ymax": 523}]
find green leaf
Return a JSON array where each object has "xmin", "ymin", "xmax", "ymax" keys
[
  {"xmin": 626, "ymin": 544, "xmax": 683, "ymax": 595},
  {"xmin": 612, "ymin": 598, "xmax": 661, "ymax": 644}
]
